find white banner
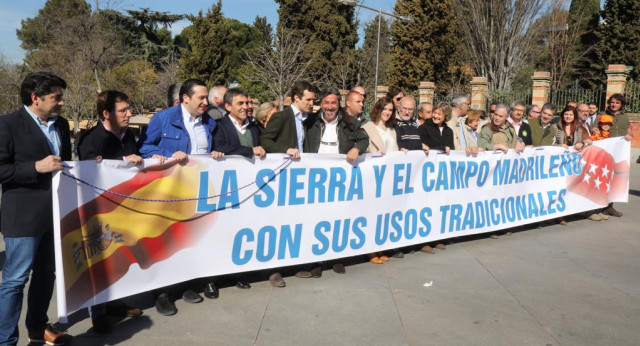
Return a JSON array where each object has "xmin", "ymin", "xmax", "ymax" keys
[{"xmin": 52, "ymin": 137, "xmax": 630, "ymax": 318}]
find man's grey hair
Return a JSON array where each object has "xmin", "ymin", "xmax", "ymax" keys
[
  {"xmin": 321, "ymin": 86, "xmax": 342, "ymax": 102},
  {"xmin": 208, "ymin": 85, "xmax": 226, "ymax": 105},
  {"xmin": 417, "ymin": 102, "xmax": 432, "ymax": 112},
  {"xmin": 450, "ymin": 92, "xmax": 469, "ymax": 107},
  {"xmin": 510, "ymin": 100, "xmax": 525, "ymax": 109},
  {"xmin": 494, "ymin": 103, "xmax": 510, "ymax": 114},
  {"xmin": 167, "ymin": 82, "xmax": 182, "ymax": 108},
  {"xmin": 223, "ymin": 88, "xmax": 249, "ymax": 107},
  {"xmin": 541, "ymin": 102, "xmax": 556, "ymax": 114}
]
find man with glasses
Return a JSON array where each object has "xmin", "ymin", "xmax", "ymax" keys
[
  {"xmin": 395, "ymin": 96, "xmax": 421, "ymax": 151},
  {"xmin": 576, "ymin": 103, "xmax": 592, "ymax": 136},
  {"xmin": 449, "ymin": 93, "xmax": 470, "ymax": 125},
  {"xmin": 529, "ymin": 103, "xmax": 556, "ymax": 147},
  {"xmin": 507, "ymin": 101, "xmax": 532, "ymax": 145},
  {"xmin": 527, "ymin": 104, "xmax": 541, "ymax": 121}
]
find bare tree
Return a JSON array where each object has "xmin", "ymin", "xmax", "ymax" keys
[
  {"xmin": 452, "ymin": 0, "xmax": 552, "ymax": 91},
  {"xmin": 0, "ymin": 55, "xmax": 27, "ymax": 115},
  {"xmin": 244, "ymin": 31, "xmax": 319, "ymax": 110},
  {"xmin": 542, "ymin": 1, "xmax": 599, "ymax": 89}
]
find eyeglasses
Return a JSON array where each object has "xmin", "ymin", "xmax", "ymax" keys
[{"xmin": 542, "ymin": 112, "xmax": 554, "ymax": 117}]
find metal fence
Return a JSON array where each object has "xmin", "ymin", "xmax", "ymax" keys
[
  {"xmin": 625, "ymin": 79, "xmax": 640, "ymax": 113},
  {"xmin": 549, "ymin": 80, "xmax": 606, "ymax": 111},
  {"xmin": 487, "ymin": 89, "xmax": 532, "ymax": 109}
]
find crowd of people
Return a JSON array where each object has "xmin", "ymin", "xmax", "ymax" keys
[{"xmin": 0, "ymin": 71, "xmax": 635, "ymax": 345}]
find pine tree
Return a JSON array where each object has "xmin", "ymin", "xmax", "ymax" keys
[
  {"xmin": 386, "ymin": 0, "xmax": 457, "ymax": 92},
  {"xmin": 568, "ymin": 0, "xmax": 601, "ymax": 87},
  {"xmin": 253, "ymin": 16, "xmax": 273, "ymax": 45},
  {"xmin": 275, "ymin": 0, "xmax": 358, "ymax": 87},
  {"xmin": 597, "ymin": 0, "xmax": 640, "ymax": 80},
  {"xmin": 178, "ymin": 1, "xmax": 231, "ymax": 86}
]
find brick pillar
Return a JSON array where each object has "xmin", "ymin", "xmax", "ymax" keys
[
  {"xmin": 605, "ymin": 64, "xmax": 630, "ymax": 100},
  {"xmin": 376, "ymin": 85, "xmax": 388, "ymax": 100},
  {"xmin": 417, "ymin": 81, "xmax": 436, "ymax": 105},
  {"xmin": 469, "ymin": 77, "xmax": 488, "ymax": 111},
  {"xmin": 531, "ymin": 71, "xmax": 551, "ymax": 108}
]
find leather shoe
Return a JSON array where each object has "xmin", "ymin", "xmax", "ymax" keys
[
  {"xmin": 29, "ymin": 323, "xmax": 73, "ymax": 345},
  {"xmin": 91, "ymin": 315, "xmax": 111, "ymax": 334},
  {"xmin": 420, "ymin": 245, "xmax": 435, "ymax": 254},
  {"xmin": 333, "ymin": 263, "xmax": 346, "ymax": 274},
  {"xmin": 310, "ymin": 266, "xmax": 322, "ymax": 278},
  {"xmin": 203, "ymin": 283, "xmax": 219, "ymax": 299},
  {"xmin": 603, "ymin": 206, "xmax": 623, "ymax": 217},
  {"xmin": 182, "ymin": 288, "xmax": 203, "ymax": 303},
  {"xmin": 295, "ymin": 271, "xmax": 312, "ymax": 278},
  {"xmin": 236, "ymin": 281, "xmax": 251, "ymax": 289},
  {"xmin": 269, "ymin": 272, "xmax": 286, "ymax": 287},
  {"xmin": 392, "ymin": 251, "xmax": 404, "ymax": 258},
  {"xmin": 155, "ymin": 293, "xmax": 178, "ymax": 316}
]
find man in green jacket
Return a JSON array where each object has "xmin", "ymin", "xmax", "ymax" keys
[
  {"xmin": 597, "ymin": 94, "xmax": 633, "ymax": 217},
  {"xmin": 529, "ymin": 103, "xmax": 556, "ymax": 147}
]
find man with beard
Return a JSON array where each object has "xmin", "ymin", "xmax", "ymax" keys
[{"xmin": 300, "ymin": 88, "xmax": 369, "ymax": 276}]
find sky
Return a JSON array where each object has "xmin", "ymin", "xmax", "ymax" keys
[{"xmin": 0, "ymin": 0, "xmax": 397, "ymax": 64}]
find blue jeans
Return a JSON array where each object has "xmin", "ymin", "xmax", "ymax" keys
[{"xmin": 0, "ymin": 232, "xmax": 56, "ymax": 346}]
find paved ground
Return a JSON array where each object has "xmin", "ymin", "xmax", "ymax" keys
[{"xmin": 3, "ymin": 150, "xmax": 640, "ymax": 346}]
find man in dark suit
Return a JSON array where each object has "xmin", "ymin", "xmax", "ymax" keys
[
  {"xmin": 260, "ymin": 80, "xmax": 318, "ymax": 159},
  {"xmin": 259, "ymin": 80, "xmax": 317, "ymax": 287},
  {"xmin": 213, "ymin": 88, "xmax": 265, "ymax": 159},
  {"xmin": 0, "ymin": 72, "xmax": 73, "ymax": 345}
]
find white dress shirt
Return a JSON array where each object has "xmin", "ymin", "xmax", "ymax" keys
[{"xmin": 181, "ymin": 104, "xmax": 209, "ymax": 155}]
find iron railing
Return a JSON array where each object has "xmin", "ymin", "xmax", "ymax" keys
[{"xmin": 624, "ymin": 79, "xmax": 640, "ymax": 113}]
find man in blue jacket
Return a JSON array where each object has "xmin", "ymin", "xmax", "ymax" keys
[{"xmin": 138, "ymin": 79, "xmax": 223, "ymax": 316}]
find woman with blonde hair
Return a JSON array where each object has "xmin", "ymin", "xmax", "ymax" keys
[{"xmin": 254, "ymin": 102, "xmax": 277, "ymax": 130}]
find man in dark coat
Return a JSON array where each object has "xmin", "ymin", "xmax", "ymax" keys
[
  {"xmin": 260, "ymin": 80, "xmax": 317, "ymax": 159},
  {"xmin": 0, "ymin": 72, "xmax": 73, "ymax": 345},
  {"xmin": 304, "ymin": 88, "xmax": 369, "ymax": 163},
  {"xmin": 77, "ymin": 90, "xmax": 144, "ymax": 333},
  {"xmin": 213, "ymin": 88, "xmax": 265, "ymax": 159}
]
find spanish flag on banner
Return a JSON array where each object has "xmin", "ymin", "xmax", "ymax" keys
[{"xmin": 59, "ymin": 161, "xmax": 216, "ymax": 309}]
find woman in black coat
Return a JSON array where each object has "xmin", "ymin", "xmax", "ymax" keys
[{"xmin": 418, "ymin": 101, "xmax": 454, "ymax": 154}]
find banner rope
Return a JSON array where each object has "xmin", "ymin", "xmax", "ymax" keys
[{"xmin": 60, "ymin": 157, "xmax": 293, "ymax": 203}]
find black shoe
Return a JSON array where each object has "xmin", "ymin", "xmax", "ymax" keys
[
  {"xmin": 310, "ymin": 266, "xmax": 322, "ymax": 278},
  {"xmin": 91, "ymin": 315, "xmax": 111, "ymax": 334},
  {"xmin": 182, "ymin": 289, "xmax": 203, "ymax": 304},
  {"xmin": 392, "ymin": 251, "xmax": 404, "ymax": 258},
  {"xmin": 203, "ymin": 282, "xmax": 219, "ymax": 299},
  {"xmin": 236, "ymin": 281, "xmax": 251, "ymax": 289},
  {"xmin": 155, "ymin": 293, "xmax": 177, "ymax": 316},
  {"xmin": 332, "ymin": 263, "xmax": 346, "ymax": 274}
]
